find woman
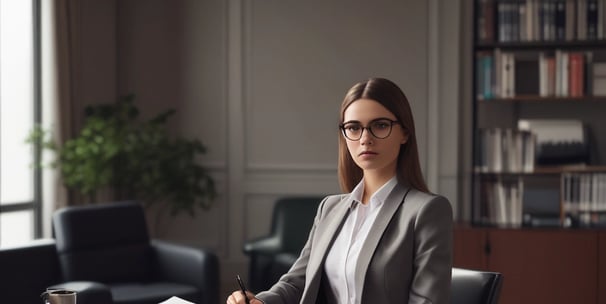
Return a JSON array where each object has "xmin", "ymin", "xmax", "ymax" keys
[{"xmin": 228, "ymin": 77, "xmax": 453, "ymax": 304}]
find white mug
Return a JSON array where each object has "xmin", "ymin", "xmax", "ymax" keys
[{"xmin": 42, "ymin": 289, "xmax": 77, "ymax": 304}]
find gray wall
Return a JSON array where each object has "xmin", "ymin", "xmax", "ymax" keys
[{"xmin": 72, "ymin": 0, "xmax": 464, "ymax": 298}]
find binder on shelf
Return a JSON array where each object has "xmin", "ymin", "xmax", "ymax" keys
[
  {"xmin": 476, "ymin": 127, "xmax": 535, "ymax": 173},
  {"xmin": 562, "ymin": 172, "xmax": 606, "ymax": 227},
  {"xmin": 479, "ymin": 178, "xmax": 524, "ymax": 227}
]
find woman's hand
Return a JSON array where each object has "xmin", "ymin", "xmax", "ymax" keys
[{"xmin": 226, "ymin": 290, "xmax": 263, "ymax": 304}]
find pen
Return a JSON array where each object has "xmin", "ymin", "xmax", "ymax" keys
[{"xmin": 236, "ymin": 275, "xmax": 251, "ymax": 304}]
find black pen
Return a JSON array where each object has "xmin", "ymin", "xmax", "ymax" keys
[{"xmin": 236, "ymin": 275, "xmax": 251, "ymax": 304}]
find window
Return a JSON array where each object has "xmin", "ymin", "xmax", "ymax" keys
[{"xmin": 0, "ymin": 0, "xmax": 41, "ymax": 248}]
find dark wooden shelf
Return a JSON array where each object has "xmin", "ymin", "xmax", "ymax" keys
[
  {"xmin": 475, "ymin": 39, "xmax": 606, "ymax": 50},
  {"xmin": 474, "ymin": 165, "xmax": 606, "ymax": 175},
  {"xmin": 478, "ymin": 96, "xmax": 606, "ymax": 103}
]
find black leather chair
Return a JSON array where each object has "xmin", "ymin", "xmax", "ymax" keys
[
  {"xmin": 451, "ymin": 268, "xmax": 503, "ymax": 304},
  {"xmin": 243, "ymin": 196, "xmax": 324, "ymax": 292},
  {"xmin": 52, "ymin": 201, "xmax": 219, "ymax": 304},
  {"xmin": 0, "ymin": 239, "xmax": 112, "ymax": 304}
]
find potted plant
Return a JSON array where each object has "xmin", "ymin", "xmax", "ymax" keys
[{"xmin": 29, "ymin": 94, "xmax": 216, "ymax": 216}]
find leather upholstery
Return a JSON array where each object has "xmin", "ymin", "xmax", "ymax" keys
[
  {"xmin": 451, "ymin": 268, "xmax": 503, "ymax": 304},
  {"xmin": 0, "ymin": 239, "xmax": 62, "ymax": 304},
  {"xmin": 54, "ymin": 201, "xmax": 152, "ymax": 283},
  {"xmin": 53, "ymin": 201, "xmax": 219, "ymax": 304},
  {"xmin": 0, "ymin": 239, "xmax": 112, "ymax": 304},
  {"xmin": 243, "ymin": 196, "xmax": 323, "ymax": 292}
]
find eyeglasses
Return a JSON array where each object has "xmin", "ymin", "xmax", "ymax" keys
[{"xmin": 339, "ymin": 118, "xmax": 400, "ymax": 141}]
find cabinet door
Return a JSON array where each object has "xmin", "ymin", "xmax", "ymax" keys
[
  {"xmin": 487, "ymin": 230, "xmax": 598, "ymax": 304},
  {"xmin": 453, "ymin": 225, "xmax": 487, "ymax": 270},
  {"xmin": 599, "ymin": 232, "xmax": 606, "ymax": 304}
]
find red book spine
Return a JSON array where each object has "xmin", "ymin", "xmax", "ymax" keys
[{"xmin": 569, "ymin": 52, "xmax": 585, "ymax": 97}]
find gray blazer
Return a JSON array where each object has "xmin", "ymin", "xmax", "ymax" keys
[{"xmin": 257, "ymin": 183, "xmax": 453, "ymax": 304}]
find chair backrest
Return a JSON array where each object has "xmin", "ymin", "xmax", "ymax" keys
[
  {"xmin": 0, "ymin": 239, "xmax": 61, "ymax": 304},
  {"xmin": 270, "ymin": 196, "xmax": 323, "ymax": 254},
  {"xmin": 53, "ymin": 201, "xmax": 152, "ymax": 283},
  {"xmin": 451, "ymin": 268, "xmax": 503, "ymax": 304}
]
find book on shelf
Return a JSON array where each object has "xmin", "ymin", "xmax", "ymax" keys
[
  {"xmin": 588, "ymin": 0, "xmax": 599, "ymax": 39},
  {"xmin": 569, "ymin": 52, "xmax": 585, "ymax": 97},
  {"xmin": 555, "ymin": 0, "xmax": 566, "ymax": 40},
  {"xmin": 477, "ymin": 0, "xmax": 496, "ymax": 42},
  {"xmin": 476, "ymin": 52, "xmax": 495, "ymax": 99},
  {"xmin": 539, "ymin": 52, "xmax": 557, "ymax": 96},
  {"xmin": 478, "ymin": 178, "xmax": 524, "ymax": 227},
  {"xmin": 504, "ymin": 52, "xmax": 515, "ymax": 97},
  {"xmin": 566, "ymin": 0, "xmax": 576, "ymax": 40},
  {"xmin": 591, "ymin": 51, "xmax": 606, "ymax": 95},
  {"xmin": 476, "ymin": 127, "xmax": 536, "ymax": 173},
  {"xmin": 515, "ymin": 51, "xmax": 540, "ymax": 96},
  {"xmin": 555, "ymin": 50, "xmax": 565, "ymax": 96},
  {"xmin": 578, "ymin": 0, "xmax": 588, "ymax": 40},
  {"xmin": 477, "ymin": 0, "xmax": 606, "ymax": 43},
  {"xmin": 562, "ymin": 172, "xmax": 606, "ymax": 227},
  {"xmin": 476, "ymin": 49, "xmax": 606, "ymax": 99}
]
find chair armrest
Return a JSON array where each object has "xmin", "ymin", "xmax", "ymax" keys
[
  {"xmin": 151, "ymin": 240, "xmax": 219, "ymax": 304},
  {"xmin": 0, "ymin": 239, "xmax": 61, "ymax": 304},
  {"xmin": 243, "ymin": 235, "xmax": 282, "ymax": 255},
  {"xmin": 50, "ymin": 281, "xmax": 113, "ymax": 304}
]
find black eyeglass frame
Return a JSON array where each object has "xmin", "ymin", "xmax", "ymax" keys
[{"xmin": 339, "ymin": 118, "xmax": 401, "ymax": 141}]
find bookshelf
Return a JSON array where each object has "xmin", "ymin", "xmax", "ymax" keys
[
  {"xmin": 471, "ymin": 0, "xmax": 606, "ymax": 229},
  {"xmin": 456, "ymin": 2, "xmax": 606, "ymax": 303}
]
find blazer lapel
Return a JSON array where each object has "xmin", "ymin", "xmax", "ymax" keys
[
  {"xmin": 353, "ymin": 184, "xmax": 410, "ymax": 295},
  {"xmin": 301, "ymin": 194, "xmax": 353, "ymax": 304}
]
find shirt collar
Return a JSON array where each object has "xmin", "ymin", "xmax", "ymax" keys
[{"xmin": 349, "ymin": 176, "xmax": 398, "ymax": 211}]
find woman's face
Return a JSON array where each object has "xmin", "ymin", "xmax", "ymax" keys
[{"xmin": 342, "ymin": 98, "xmax": 408, "ymax": 179}]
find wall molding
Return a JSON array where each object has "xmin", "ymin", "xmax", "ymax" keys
[
  {"xmin": 246, "ymin": 162, "xmax": 336, "ymax": 173},
  {"xmin": 427, "ymin": 0, "xmax": 440, "ymax": 192}
]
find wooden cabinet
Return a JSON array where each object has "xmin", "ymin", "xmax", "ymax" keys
[
  {"xmin": 488, "ymin": 229, "xmax": 597, "ymax": 304},
  {"xmin": 453, "ymin": 224, "xmax": 487, "ymax": 270},
  {"xmin": 454, "ymin": 226, "xmax": 600, "ymax": 304}
]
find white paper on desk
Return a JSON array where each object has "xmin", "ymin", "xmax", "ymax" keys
[{"xmin": 159, "ymin": 296, "xmax": 196, "ymax": 304}]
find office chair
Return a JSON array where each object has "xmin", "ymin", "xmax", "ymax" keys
[
  {"xmin": 451, "ymin": 267, "xmax": 503, "ymax": 304},
  {"xmin": 243, "ymin": 196, "xmax": 324, "ymax": 292},
  {"xmin": 52, "ymin": 201, "xmax": 219, "ymax": 304}
]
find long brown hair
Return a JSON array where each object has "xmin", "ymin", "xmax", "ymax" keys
[{"xmin": 338, "ymin": 78, "xmax": 429, "ymax": 193}]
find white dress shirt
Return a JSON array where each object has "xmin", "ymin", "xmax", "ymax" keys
[{"xmin": 324, "ymin": 176, "xmax": 398, "ymax": 304}]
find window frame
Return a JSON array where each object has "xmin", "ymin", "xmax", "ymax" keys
[{"xmin": 0, "ymin": 0, "xmax": 42, "ymax": 242}]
